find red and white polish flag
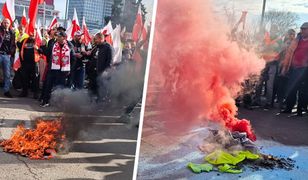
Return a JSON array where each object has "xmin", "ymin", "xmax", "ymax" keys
[
  {"xmin": 2, "ymin": 0, "xmax": 15, "ymax": 24},
  {"xmin": 66, "ymin": 8, "xmax": 80, "ymax": 40},
  {"xmin": 21, "ymin": 7, "xmax": 28, "ymax": 27},
  {"xmin": 28, "ymin": 0, "xmax": 45, "ymax": 34},
  {"xmin": 48, "ymin": 16, "xmax": 58, "ymax": 31},
  {"xmin": 101, "ymin": 21, "xmax": 113, "ymax": 45},
  {"xmin": 82, "ymin": 16, "xmax": 92, "ymax": 45},
  {"xmin": 132, "ymin": 5, "xmax": 143, "ymax": 42}
]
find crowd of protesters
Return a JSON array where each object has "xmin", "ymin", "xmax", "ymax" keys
[
  {"xmin": 0, "ymin": 17, "xmax": 148, "ymax": 117},
  {"xmin": 234, "ymin": 22, "xmax": 308, "ymax": 117}
]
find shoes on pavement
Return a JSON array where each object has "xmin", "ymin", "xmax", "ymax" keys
[
  {"xmin": 4, "ymin": 91, "xmax": 13, "ymax": 98},
  {"xmin": 40, "ymin": 102, "xmax": 50, "ymax": 108},
  {"xmin": 280, "ymin": 109, "xmax": 292, "ymax": 114},
  {"xmin": 33, "ymin": 93, "xmax": 39, "ymax": 99},
  {"xmin": 296, "ymin": 111, "xmax": 303, "ymax": 117},
  {"xmin": 18, "ymin": 92, "xmax": 28, "ymax": 97}
]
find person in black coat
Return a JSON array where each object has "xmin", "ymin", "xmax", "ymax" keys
[
  {"xmin": 88, "ymin": 32, "xmax": 113, "ymax": 98},
  {"xmin": 40, "ymin": 31, "xmax": 76, "ymax": 107},
  {"xmin": 38, "ymin": 27, "xmax": 57, "ymax": 102},
  {"xmin": 17, "ymin": 32, "xmax": 40, "ymax": 98}
]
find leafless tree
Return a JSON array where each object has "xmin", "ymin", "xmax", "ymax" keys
[{"xmin": 263, "ymin": 10, "xmax": 299, "ymax": 35}]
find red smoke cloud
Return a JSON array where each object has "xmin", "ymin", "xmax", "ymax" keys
[{"xmin": 146, "ymin": 0, "xmax": 265, "ymax": 141}]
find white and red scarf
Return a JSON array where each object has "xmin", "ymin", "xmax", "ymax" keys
[{"xmin": 51, "ymin": 41, "xmax": 71, "ymax": 71}]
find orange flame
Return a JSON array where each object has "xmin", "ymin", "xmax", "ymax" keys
[{"xmin": 0, "ymin": 118, "xmax": 65, "ymax": 160}]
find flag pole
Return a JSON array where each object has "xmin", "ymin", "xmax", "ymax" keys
[
  {"xmin": 260, "ymin": 0, "xmax": 266, "ymax": 28},
  {"xmin": 43, "ymin": 1, "xmax": 46, "ymax": 31}
]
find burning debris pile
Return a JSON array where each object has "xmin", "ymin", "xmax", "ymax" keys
[
  {"xmin": 199, "ymin": 130, "xmax": 258, "ymax": 154},
  {"xmin": 188, "ymin": 130, "xmax": 295, "ymax": 174},
  {"xmin": 242, "ymin": 153, "xmax": 295, "ymax": 171},
  {"xmin": 0, "ymin": 118, "xmax": 65, "ymax": 160}
]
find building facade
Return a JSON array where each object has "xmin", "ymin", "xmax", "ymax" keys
[{"xmin": 67, "ymin": 0, "xmax": 113, "ymax": 30}]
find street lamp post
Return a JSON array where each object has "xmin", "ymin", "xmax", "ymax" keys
[
  {"xmin": 260, "ymin": 0, "xmax": 266, "ymax": 27},
  {"xmin": 65, "ymin": 0, "xmax": 69, "ymax": 28}
]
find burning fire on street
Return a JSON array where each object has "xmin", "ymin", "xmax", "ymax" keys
[{"xmin": 0, "ymin": 118, "xmax": 65, "ymax": 160}]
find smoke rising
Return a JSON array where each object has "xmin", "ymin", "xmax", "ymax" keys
[
  {"xmin": 147, "ymin": 0, "xmax": 265, "ymax": 140},
  {"xmin": 49, "ymin": 62, "xmax": 144, "ymax": 143},
  {"xmin": 98, "ymin": 62, "xmax": 144, "ymax": 107},
  {"xmin": 199, "ymin": 130, "xmax": 243, "ymax": 154},
  {"xmin": 50, "ymin": 89, "xmax": 95, "ymax": 142}
]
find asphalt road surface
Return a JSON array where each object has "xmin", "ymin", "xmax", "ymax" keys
[{"xmin": 0, "ymin": 89, "xmax": 139, "ymax": 180}]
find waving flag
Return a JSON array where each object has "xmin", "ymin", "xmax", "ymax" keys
[
  {"xmin": 66, "ymin": 8, "xmax": 80, "ymax": 40},
  {"xmin": 101, "ymin": 21, "xmax": 113, "ymax": 45},
  {"xmin": 132, "ymin": 5, "xmax": 143, "ymax": 42},
  {"xmin": 28, "ymin": 0, "xmax": 44, "ymax": 34},
  {"xmin": 111, "ymin": 24, "xmax": 122, "ymax": 64},
  {"xmin": 102, "ymin": 21, "xmax": 113, "ymax": 35},
  {"xmin": 2, "ymin": 0, "xmax": 15, "ymax": 23},
  {"xmin": 82, "ymin": 16, "xmax": 92, "ymax": 44},
  {"xmin": 141, "ymin": 19, "xmax": 148, "ymax": 42},
  {"xmin": 21, "ymin": 7, "xmax": 28, "ymax": 27},
  {"xmin": 13, "ymin": 54, "xmax": 21, "ymax": 71},
  {"xmin": 36, "ymin": 19, "xmax": 42, "ymax": 46},
  {"xmin": 48, "ymin": 16, "xmax": 58, "ymax": 31}
]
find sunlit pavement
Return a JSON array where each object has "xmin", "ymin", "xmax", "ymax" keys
[
  {"xmin": 0, "ymin": 91, "xmax": 139, "ymax": 180},
  {"xmin": 137, "ymin": 103, "xmax": 308, "ymax": 180}
]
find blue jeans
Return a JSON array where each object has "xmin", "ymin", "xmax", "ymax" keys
[
  {"xmin": 0, "ymin": 54, "xmax": 11, "ymax": 92},
  {"xmin": 72, "ymin": 66, "xmax": 85, "ymax": 89}
]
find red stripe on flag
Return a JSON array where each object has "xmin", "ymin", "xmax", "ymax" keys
[
  {"xmin": 48, "ymin": 17, "xmax": 58, "ymax": 30},
  {"xmin": 82, "ymin": 17, "xmax": 92, "ymax": 44},
  {"xmin": 21, "ymin": 17, "xmax": 27, "ymax": 27},
  {"xmin": 132, "ymin": 6, "xmax": 143, "ymax": 42},
  {"xmin": 28, "ymin": 0, "xmax": 44, "ymax": 34},
  {"xmin": 2, "ymin": 3, "xmax": 13, "ymax": 23}
]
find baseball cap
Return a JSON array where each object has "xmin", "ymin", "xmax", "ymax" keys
[
  {"xmin": 300, "ymin": 22, "xmax": 308, "ymax": 29},
  {"xmin": 57, "ymin": 26, "xmax": 66, "ymax": 32},
  {"xmin": 74, "ymin": 30, "xmax": 83, "ymax": 36},
  {"xmin": 57, "ymin": 31, "xmax": 67, "ymax": 37}
]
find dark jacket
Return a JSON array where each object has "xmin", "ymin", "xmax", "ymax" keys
[
  {"xmin": 96, "ymin": 42, "xmax": 113, "ymax": 74},
  {"xmin": 40, "ymin": 38, "xmax": 56, "ymax": 65},
  {"xmin": 17, "ymin": 38, "xmax": 35, "ymax": 65},
  {"xmin": 70, "ymin": 40, "xmax": 88, "ymax": 70},
  {"xmin": 88, "ymin": 44, "xmax": 98, "ymax": 75},
  {"xmin": 0, "ymin": 26, "xmax": 16, "ymax": 56}
]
